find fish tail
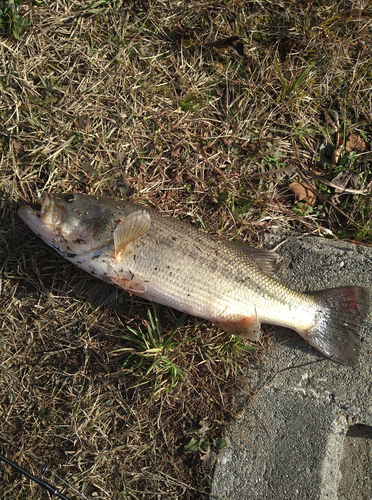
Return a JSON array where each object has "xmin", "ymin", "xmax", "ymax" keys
[{"xmin": 302, "ymin": 286, "xmax": 370, "ymax": 366}]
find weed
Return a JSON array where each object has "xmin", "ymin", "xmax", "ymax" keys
[
  {"xmin": 112, "ymin": 308, "xmax": 192, "ymax": 393},
  {"xmin": 182, "ymin": 420, "xmax": 226, "ymax": 471},
  {"xmin": 0, "ymin": 0, "xmax": 28, "ymax": 38}
]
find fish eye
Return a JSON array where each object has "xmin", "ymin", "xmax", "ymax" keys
[{"xmin": 64, "ymin": 194, "xmax": 75, "ymax": 203}]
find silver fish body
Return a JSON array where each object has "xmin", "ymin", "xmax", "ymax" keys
[{"xmin": 18, "ymin": 193, "xmax": 370, "ymax": 366}]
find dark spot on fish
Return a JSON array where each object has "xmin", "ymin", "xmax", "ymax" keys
[{"xmin": 66, "ymin": 252, "xmax": 77, "ymax": 258}]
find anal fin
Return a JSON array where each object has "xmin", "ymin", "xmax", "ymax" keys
[{"xmin": 214, "ymin": 315, "xmax": 261, "ymax": 341}]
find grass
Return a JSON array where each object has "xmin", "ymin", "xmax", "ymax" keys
[{"xmin": 0, "ymin": 0, "xmax": 372, "ymax": 498}]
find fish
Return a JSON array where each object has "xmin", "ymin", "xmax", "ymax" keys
[{"xmin": 18, "ymin": 192, "xmax": 370, "ymax": 366}]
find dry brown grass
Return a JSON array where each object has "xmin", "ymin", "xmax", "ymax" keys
[{"xmin": 1, "ymin": 0, "xmax": 372, "ymax": 498}]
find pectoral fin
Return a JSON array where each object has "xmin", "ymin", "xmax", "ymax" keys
[
  {"xmin": 114, "ymin": 210, "xmax": 151, "ymax": 260},
  {"xmin": 214, "ymin": 314, "xmax": 261, "ymax": 341}
]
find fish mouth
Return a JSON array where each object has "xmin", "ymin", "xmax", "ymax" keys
[
  {"xmin": 40, "ymin": 192, "xmax": 51, "ymax": 221},
  {"xmin": 40, "ymin": 192, "xmax": 68, "ymax": 225},
  {"xmin": 18, "ymin": 193, "xmax": 66, "ymax": 242}
]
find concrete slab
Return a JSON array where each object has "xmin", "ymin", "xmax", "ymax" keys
[{"xmin": 211, "ymin": 235, "xmax": 372, "ymax": 500}]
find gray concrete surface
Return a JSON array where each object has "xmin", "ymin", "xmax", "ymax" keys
[{"xmin": 211, "ymin": 234, "xmax": 372, "ymax": 500}]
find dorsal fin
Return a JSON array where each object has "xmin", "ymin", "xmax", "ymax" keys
[
  {"xmin": 232, "ymin": 242, "xmax": 281, "ymax": 276},
  {"xmin": 114, "ymin": 210, "xmax": 151, "ymax": 260}
]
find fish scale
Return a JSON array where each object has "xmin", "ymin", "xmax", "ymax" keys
[
  {"xmin": 18, "ymin": 192, "xmax": 370, "ymax": 366},
  {"xmin": 112, "ymin": 213, "xmax": 306, "ymax": 332}
]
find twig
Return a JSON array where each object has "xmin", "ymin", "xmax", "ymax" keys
[{"xmin": 304, "ymin": 170, "xmax": 367, "ymax": 195}]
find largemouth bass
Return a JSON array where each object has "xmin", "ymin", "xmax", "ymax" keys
[{"xmin": 18, "ymin": 193, "xmax": 370, "ymax": 366}]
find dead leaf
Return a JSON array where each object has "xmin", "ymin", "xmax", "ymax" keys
[
  {"xmin": 77, "ymin": 115, "xmax": 90, "ymax": 130},
  {"xmin": 221, "ymin": 137, "xmax": 233, "ymax": 147},
  {"xmin": 348, "ymin": 173, "xmax": 360, "ymax": 189},
  {"xmin": 170, "ymin": 146, "xmax": 182, "ymax": 158},
  {"xmin": 308, "ymin": 162, "xmax": 324, "ymax": 176},
  {"xmin": 345, "ymin": 134, "xmax": 366, "ymax": 154},
  {"xmin": 198, "ymin": 420, "xmax": 209, "ymax": 435},
  {"xmin": 202, "ymin": 446, "xmax": 217, "ymax": 471},
  {"xmin": 203, "ymin": 36, "xmax": 245, "ymax": 56},
  {"xmin": 331, "ymin": 171, "xmax": 351, "ymax": 192},
  {"xmin": 289, "ymin": 182, "xmax": 316, "ymax": 206},
  {"xmin": 113, "ymin": 151, "xmax": 126, "ymax": 167},
  {"xmin": 13, "ymin": 140, "xmax": 23, "ymax": 152},
  {"xmin": 330, "ymin": 171, "xmax": 361, "ymax": 205}
]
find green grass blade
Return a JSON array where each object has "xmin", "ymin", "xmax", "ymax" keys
[
  {"xmin": 289, "ymin": 60, "xmax": 317, "ymax": 93},
  {"xmin": 274, "ymin": 58, "xmax": 287, "ymax": 90}
]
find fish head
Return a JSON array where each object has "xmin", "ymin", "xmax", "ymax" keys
[{"xmin": 18, "ymin": 192, "xmax": 114, "ymax": 256}]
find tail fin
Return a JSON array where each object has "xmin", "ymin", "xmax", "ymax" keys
[{"xmin": 304, "ymin": 287, "xmax": 370, "ymax": 366}]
